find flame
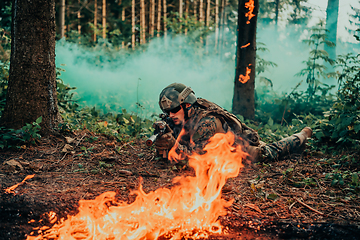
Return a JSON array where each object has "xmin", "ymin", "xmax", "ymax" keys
[
  {"xmin": 245, "ymin": 0, "xmax": 255, "ymax": 24},
  {"xmin": 168, "ymin": 128, "xmax": 187, "ymax": 162},
  {"xmin": 239, "ymin": 64, "xmax": 252, "ymax": 83},
  {"xmin": 27, "ymin": 132, "xmax": 246, "ymax": 240},
  {"xmin": 5, "ymin": 174, "xmax": 35, "ymax": 194},
  {"xmin": 241, "ymin": 43, "xmax": 250, "ymax": 48}
]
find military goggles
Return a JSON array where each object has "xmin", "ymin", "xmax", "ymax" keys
[{"xmin": 164, "ymin": 105, "xmax": 182, "ymax": 115}]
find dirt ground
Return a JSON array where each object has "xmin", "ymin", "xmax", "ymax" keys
[{"xmin": 1, "ymin": 130, "xmax": 360, "ymax": 240}]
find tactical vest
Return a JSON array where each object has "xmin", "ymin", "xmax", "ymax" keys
[{"xmin": 190, "ymin": 98, "xmax": 260, "ymax": 146}]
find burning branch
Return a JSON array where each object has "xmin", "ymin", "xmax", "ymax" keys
[
  {"xmin": 5, "ymin": 174, "xmax": 35, "ymax": 194},
  {"xmin": 239, "ymin": 64, "xmax": 252, "ymax": 83},
  {"xmin": 245, "ymin": 0, "xmax": 255, "ymax": 24}
]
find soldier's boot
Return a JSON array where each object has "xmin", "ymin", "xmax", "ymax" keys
[
  {"xmin": 293, "ymin": 127, "xmax": 313, "ymax": 144},
  {"xmin": 246, "ymin": 145, "xmax": 263, "ymax": 163}
]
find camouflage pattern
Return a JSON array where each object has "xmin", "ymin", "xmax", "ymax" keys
[
  {"xmin": 259, "ymin": 135, "xmax": 303, "ymax": 162},
  {"xmin": 170, "ymin": 99, "xmax": 305, "ymax": 162}
]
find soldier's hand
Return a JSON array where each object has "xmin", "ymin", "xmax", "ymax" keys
[{"xmin": 154, "ymin": 132, "xmax": 176, "ymax": 150}]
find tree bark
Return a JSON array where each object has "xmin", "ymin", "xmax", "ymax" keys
[
  {"xmin": 185, "ymin": 0, "xmax": 189, "ymax": 35},
  {"xmin": 179, "ymin": 0, "xmax": 183, "ymax": 31},
  {"xmin": 232, "ymin": 0, "xmax": 259, "ymax": 120},
  {"xmin": 275, "ymin": 0, "xmax": 279, "ymax": 28},
  {"xmin": 102, "ymin": 0, "xmax": 106, "ymax": 39},
  {"xmin": 163, "ymin": 0, "xmax": 167, "ymax": 39},
  {"xmin": 179, "ymin": 0, "xmax": 183, "ymax": 18},
  {"xmin": 157, "ymin": 0, "xmax": 162, "ymax": 37},
  {"xmin": 194, "ymin": 0, "xmax": 197, "ymax": 19},
  {"xmin": 325, "ymin": 0, "xmax": 339, "ymax": 62},
  {"xmin": 1, "ymin": 0, "xmax": 61, "ymax": 134},
  {"xmin": 122, "ymin": 5, "xmax": 125, "ymax": 48},
  {"xmin": 215, "ymin": 0, "xmax": 219, "ymax": 49},
  {"xmin": 219, "ymin": 0, "xmax": 226, "ymax": 56},
  {"xmin": 131, "ymin": 0, "xmax": 135, "ymax": 49},
  {"xmin": 150, "ymin": 0, "xmax": 155, "ymax": 37},
  {"xmin": 77, "ymin": 0, "xmax": 81, "ymax": 35},
  {"xmin": 140, "ymin": 0, "xmax": 145, "ymax": 44},
  {"xmin": 199, "ymin": 0, "xmax": 204, "ymax": 23},
  {"xmin": 59, "ymin": 0, "xmax": 65, "ymax": 39},
  {"xmin": 206, "ymin": 0, "xmax": 210, "ymax": 27},
  {"xmin": 94, "ymin": 0, "xmax": 97, "ymax": 41}
]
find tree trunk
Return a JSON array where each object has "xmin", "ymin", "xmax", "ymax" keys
[
  {"xmin": 219, "ymin": 0, "xmax": 226, "ymax": 56},
  {"xmin": 275, "ymin": 0, "xmax": 279, "ymax": 28},
  {"xmin": 94, "ymin": 0, "xmax": 97, "ymax": 41},
  {"xmin": 221, "ymin": 0, "xmax": 227, "ymax": 51},
  {"xmin": 185, "ymin": 0, "xmax": 189, "ymax": 35},
  {"xmin": 163, "ymin": 0, "xmax": 167, "ymax": 39},
  {"xmin": 179, "ymin": 0, "xmax": 183, "ymax": 18},
  {"xmin": 77, "ymin": 0, "xmax": 81, "ymax": 36},
  {"xmin": 122, "ymin": 6, "xmax": 125, "ymax": 48},
  {"xmin": 157, "ymin": 0, "xmax": 162, "ymax": 37},
  {"xmin": 131, "ymin": 0, "xmax": 135, "ymax": 49},
  {"xmin": 194, "ymin": 0, "xmax": 197, "ymax": 19},
  {"xmin": 1, "ymin": 0, "xmax": 61, "ymax": 134},
  {"xmin": 59, "ymin": 0, "xmax": 65, "ymax": 39},
  {"xmin": 325, "ymin": 0, "xmax": 339, "ymax": 73},
  {"xmin": 199, "ymin": 0, "xmax": 204, "ymax": 23},
  {"xmin": 206, "ymin": 0, "xmax": 210, "ymax": 27},
  {"xmin": 102, "ymin": 0, "xmax": 106, "ymax": 39},
  {"xmin": 140, "ymin": 0, "xmax": 145, "ymax": 44},
  {"xmin": 150, "ymin": 0, "xmax": 155, "ymax": 37},
  {"xmin": 232, "ymin": 0, "xmax": 259, "ymax": 120},
  {"xmin": 179, "ymin": 0, "xmax": 183, "ymax": 31},
  {"xmin": 215, "ymin": 0, "xmax": 219, "ymax": 49}
]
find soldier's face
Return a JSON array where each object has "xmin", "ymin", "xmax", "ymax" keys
[{"xmin": 169, "ymin": 105, "xmax": 185, "ymax": 125}]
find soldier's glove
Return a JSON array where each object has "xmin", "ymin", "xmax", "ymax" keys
[{"xmin": 154, "ymin": 132, "xmax": 176, "ymax": 150}]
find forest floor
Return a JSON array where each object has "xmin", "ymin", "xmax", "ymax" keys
[{"xmin": 1, "ymin": 130, "xmax": 360, "ymax": 240}]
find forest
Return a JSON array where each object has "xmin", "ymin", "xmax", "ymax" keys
[{"xmin": 0, "ymin": 0, "xmax": 360, "ymax": 239}]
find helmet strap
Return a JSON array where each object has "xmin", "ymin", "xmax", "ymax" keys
[{"xmin": 182, "ymin": 103, "xmax": 193, "ymax": 121}]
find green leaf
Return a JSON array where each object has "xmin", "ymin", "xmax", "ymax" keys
[
  {"xmin": 354, "ymin": 123, "xmax": 360, "ymax": 134},
  {"xmin": 36, "ymin": 116, "xmax": 42, "ymax": 124},
  {"xmin": 267, "ymin": 117, "xmax": 274, "ymax": 126},
  {"xmin": 267, "ymin": 193, "xmax": 278, "ymax": 201}
]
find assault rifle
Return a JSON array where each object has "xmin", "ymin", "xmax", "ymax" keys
[{"xmin": 146, "ymin": 113, "xmax": 174, "ymax": 147}]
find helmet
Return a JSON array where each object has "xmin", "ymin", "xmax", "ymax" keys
[{"xmin": 159, "ymin": 83, "xmax": 197, "ymax": 113}]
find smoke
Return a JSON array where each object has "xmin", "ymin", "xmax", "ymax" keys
[
  {"xmin": 55, "ymin": 25, "xmax": 360, "ymax": 118},
  {"xmin": 55, "ymin": 35, "xmax": 236, "ymax": 118}
]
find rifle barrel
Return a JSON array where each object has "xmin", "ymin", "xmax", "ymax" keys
[{"xmin": 146, "ymin": 133, "xmax": 159, "ymax": 146}]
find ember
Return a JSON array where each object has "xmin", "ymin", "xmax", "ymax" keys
[
  {"xmin": 241, "ymin": 43, "xmax": 250, "ymax": 48},
  {"xmin": 239, "ymin": 64, "xmax": 252, "ymax": 83},
  {"xmin": 245, "ymin": 0, "xmax": 255, "ymax": 24},
  {"xmin": 5, "ymin": 174, "xmax": 35, "ymax": 194},
  {"xmin": 26, "ymin": 132, "xmax": 246, "ymax": 240}
]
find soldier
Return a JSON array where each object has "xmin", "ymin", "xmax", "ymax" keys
[{"xmin": 154, "ymin": 83, "xmax": 312, "ymax": 163}]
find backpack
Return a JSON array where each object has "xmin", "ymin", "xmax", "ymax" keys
[{"xmin": 194, "ymin": 98, "xmax": 260, "ymax": 146}]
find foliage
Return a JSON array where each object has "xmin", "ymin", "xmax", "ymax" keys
[
  {"xmin": 348, "ymin": 1, "xmax": 360, "ymax": 37},
  {"xmin": 0, "ymin": 26, "xmax": 11, "ymax": 115},
  {"xmin": 296, "ymin": 22, "xmax": 336, "ymax": 99},
  {"xmin": 60, "ymin": 105, "xmax": 154, "ymax": 143},
  {"xmin": 0, "ymin": 1, "xmax": 12, "ymax": 32},
  {"xmin": 254, "ymin": 81, "xmax": 335, "ymax": 127},
  {"xmin": 256, "ymin": 42, "xmax": 278, "ymax": 76},
  {"xmin": 312, "ymin": 52, "xmax": 360, "ymax": 149},
  {"xmin": 0, "ymin": 116, "xmax": 42, "ymax": 149},
  {"xmin": 56, "ymin": 67, "xmax": 79, "ymax": 113}
]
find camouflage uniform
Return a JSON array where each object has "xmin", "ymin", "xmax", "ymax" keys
[{"xmin": 171, "ymin": 98, "xmax": 306, "ymax": 162}]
